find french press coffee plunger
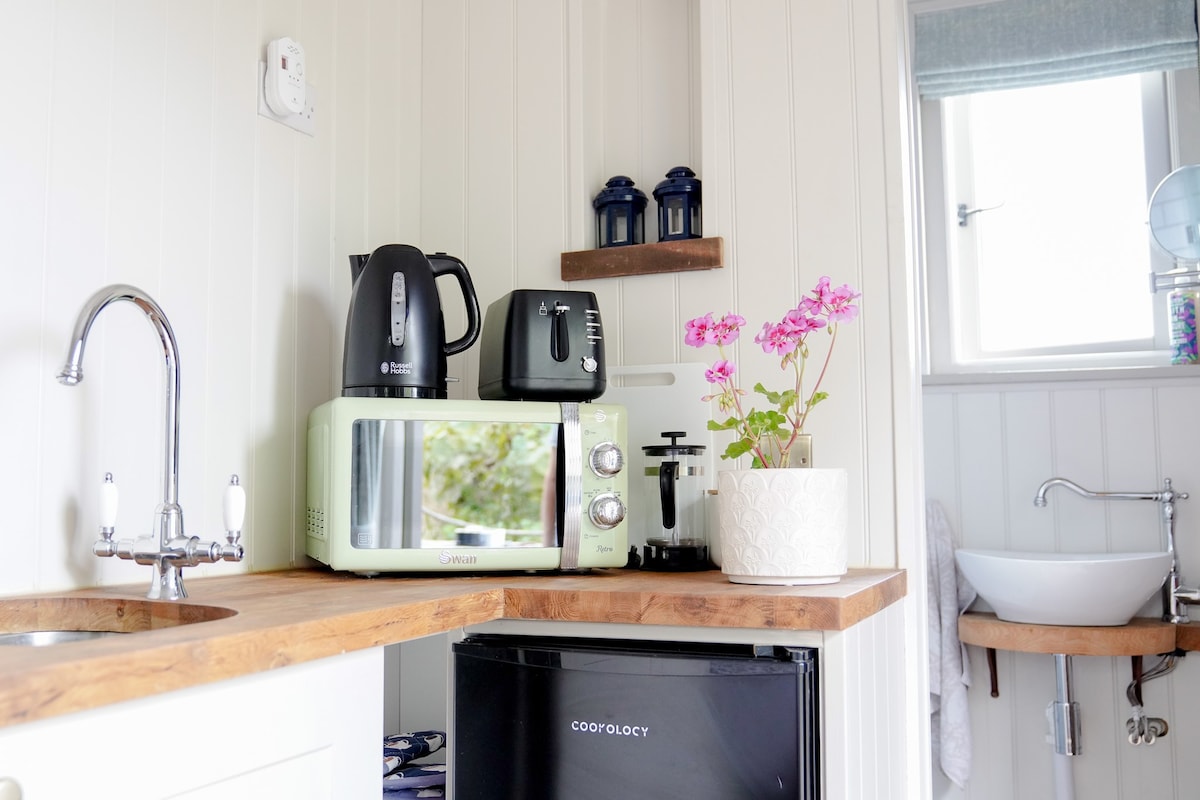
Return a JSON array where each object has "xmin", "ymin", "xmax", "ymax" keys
[{"xmin": 641, "ymin": 431, "xmax": 709, "ymax": 571}]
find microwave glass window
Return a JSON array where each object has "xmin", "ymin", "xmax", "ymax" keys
[{"xmin": 350, "ymin": 419, "xmax": 558, "ymax": 549}]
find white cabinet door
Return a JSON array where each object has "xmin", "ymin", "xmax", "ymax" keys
[{"xmin": 0, "ymin": 648, "xmax": 382, "ymax": 800}]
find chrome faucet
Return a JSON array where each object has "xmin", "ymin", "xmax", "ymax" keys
[
  {"xmin": 58, "ymin": 284, "xmax": 245, "ymax": 600},
  {"xmin": 1034, "ymin": 477, "xmax": 1197, "ymax": 623}
]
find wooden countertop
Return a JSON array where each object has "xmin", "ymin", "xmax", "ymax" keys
[{"xmin": 0, "ymin": 566, "xmax": 905, "ymax": 729}]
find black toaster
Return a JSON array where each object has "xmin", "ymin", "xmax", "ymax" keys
[{"xmin": 477, "ymin": 290, "xmax": 606, "ymax": 401}]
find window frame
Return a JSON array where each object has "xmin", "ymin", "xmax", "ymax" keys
[{"xmin": 920, "ymin": 71, "xmax": 1187, "ymax": 376}]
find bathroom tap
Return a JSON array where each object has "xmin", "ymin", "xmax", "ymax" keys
[
  {"xmin": 58, "ymin": 284, "xmax": 246, "ymax": 600},
  {"xmin": 1034, "ymin": 476, "xmax": 1197, "ymax": 623}
]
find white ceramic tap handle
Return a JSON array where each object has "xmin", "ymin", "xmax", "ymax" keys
[
  {"xmin": 100, "ymin": 472, "xmax": 119, "ymax": 530},
  {"xmin": 223, "ymin": 474, "xmax": 246, "ymax": 533}
]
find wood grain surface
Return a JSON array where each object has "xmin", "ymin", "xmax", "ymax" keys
[
  {"xmin": 958, "ymin": 612, "xmax": 1177, "ymax": 656},
  {"xmin": 560, "ymin": 237, "xmax": 723, "ymax": 280},
  {"xmin": 0, "ymin": 566, "xmax": 904, "ymax": 729}
]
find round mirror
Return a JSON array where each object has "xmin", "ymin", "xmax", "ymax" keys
[{"xmin": 1149, "ymin": 164, "xmax": 1200, "ymax": 262}]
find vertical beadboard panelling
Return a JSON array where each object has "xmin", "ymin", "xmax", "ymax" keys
[
  {"xmin": 618, "ymin": 0, "xmax": 694, "ymax": 368},
  {"xmin": 40, "ymin": 0, "xmax": 124, "ymax": 591},
  {"xmin": 953, "ymin": 392, "xmax": 1006, "ymax": 549},
  {"xmin": 1155, "ymin": 386, "xmax": 1200, "ymax": 591},
  {"xmin": 291, "ymin": 0, "xmax": 338, "ymax": 562},
  {"xmin": 162, "ymin": 0, "xmax": 219, "ymax": 569},
  {"xmin": 103, "ymin": 1, "xmax": 168, "ymax": 570},
  {"xmin": 416, "ymin": 0, "xmax": 467, "ymax": 245},
  {"xmin": 925, "ymin": 376, "xmax": 1200, "ymax": 800},
  {"xmin": 250, "ymin": 1, "xmax": 302, "ymax": 571},
  {"xmin": 364, "ymin": 0, "xmax": 402, "ymax": 249},
  {"xmin": 1049, "ymin": 389, "xmax": 1108, "ymax": 551},
  {"xmin": 0, "ymin": 2, "xmax": 54, "ymax": 594},
  {"xmin": 203, "ymin": 0, "xmax": 258, "ymax": 572},
  {"xmin": 461, "ymin": 0, "xmax": 516, "ymax": 396},
  {"xmin": 999, "ymin": 390, "xmax": 1053, "ymax": 552},
  {"xmin": 513, "ymin": 1, "xmax": 568, "ymax": 285},
  {"xmin": 823, "ymin": 602, "xmax": 908, "ymax": 799},
  {"xmin": 1103, "ymin": 387, "xmax": 1162, "ymax": 553},
  {"xmin": 420, "ymin": 0, "xmax": 470, "ymax": 397},
  {"xmin": 922, "ymin": 391, "xmax": 960, "ymax": 530},
  {"xmin": 330, "ymin": 0, "xmax": 372, "ymax": 395}
]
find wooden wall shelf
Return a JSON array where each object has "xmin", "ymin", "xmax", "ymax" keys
[{"xmin": 561, "ymin": 236, "xmax": 723, "ymax": 281}]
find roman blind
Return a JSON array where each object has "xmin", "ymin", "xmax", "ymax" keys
[{"xmin": 914, "ymin": 0, "xmax": 1198, "ymax": 98}]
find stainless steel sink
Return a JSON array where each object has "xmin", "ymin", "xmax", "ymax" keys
[
  {"xmin": 0, "ymin": 596, "xmax": 237, "ymax": 646},
  {"xmin": 0, "ymin": 630, "xmax": 128, "ymax": 647}
]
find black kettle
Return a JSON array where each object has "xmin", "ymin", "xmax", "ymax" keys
[{"xmin": 343, "ymin": 244, "xmax": 481, "ymax": 399}]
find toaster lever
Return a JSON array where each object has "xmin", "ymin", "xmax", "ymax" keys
[{"xmin": 551, "ymin": 303, "xmax": 570, "ymax": 362}]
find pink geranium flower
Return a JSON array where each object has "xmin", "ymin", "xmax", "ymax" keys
[{"xmin": 683, "ymin": 276, "xmax": 860, "ymax": 468}]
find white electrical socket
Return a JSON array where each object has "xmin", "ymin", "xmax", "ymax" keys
[{"xmin": 257, "ymin": 61, "xmax": 316, "ymax": 136}]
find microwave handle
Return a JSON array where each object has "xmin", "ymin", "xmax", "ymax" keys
[{"xmin": 558, "ymin": 403, "xmax": 582, "ymax": 570}]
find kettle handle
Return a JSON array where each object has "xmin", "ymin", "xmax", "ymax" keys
[{"xmin": 427, "ymin": 253, "xmax": 482, "ymax": 356}]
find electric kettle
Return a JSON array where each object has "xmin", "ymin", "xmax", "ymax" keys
[
  {"xmin": 343, "ymin": 244, "xmax": 481, "ymax": 399},
  {"xmin": 641, "ymin": 431, "xmax": 709, "ymax": 571}
]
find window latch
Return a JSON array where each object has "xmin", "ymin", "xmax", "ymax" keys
[{"xmin": 957, "ymin": 200, "xmax": 1005, "ymax": 227}]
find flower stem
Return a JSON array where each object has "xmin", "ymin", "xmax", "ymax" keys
[{"xmin": 797, "ymin": 323, "xmax": 839, "ymax": 432}]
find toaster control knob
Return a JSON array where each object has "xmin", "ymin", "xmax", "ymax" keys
[
  {"xmin": 581, "ymin": 355, "xmax": 598, "ymax": 373},
  {"xmin": 588, "ymin": 492, "xmax": 626, "ymax": 530},
  {"xmin": 589, "ymin": 442, "xmax": 624, "ymax": 477}
]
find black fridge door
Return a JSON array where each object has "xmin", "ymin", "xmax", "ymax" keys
[{"xmin": 453, "ymin": 636, "xmax": 818, "ymax": 800}]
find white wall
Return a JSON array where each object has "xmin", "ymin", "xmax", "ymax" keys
[
  {"xmin": 0, "ymin": 0, "xmax": 700, "ymax": 595},
  {"xmin": 925, "ymin": 375, "xmax": 1200, "ymax": 799},
  {"xmin": 2, "ymin": 0, "xmax": 924, "ymax": 793},
  {"xmin": 1, "ymin": 0, "xmax": 912, "ymax": 585}
]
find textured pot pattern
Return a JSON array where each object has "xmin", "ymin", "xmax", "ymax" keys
[{"xmin": 718, "ymin": 468, "xmax": 848, "ymax": 585}]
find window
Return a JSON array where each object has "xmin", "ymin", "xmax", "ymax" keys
[{"xmin": 921, "ymin": 71, "xmax": 1179, "ymax": 374}]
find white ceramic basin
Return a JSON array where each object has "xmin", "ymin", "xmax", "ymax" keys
[{"xmin": 954, "ymin": 549, "xmax": 1172, "ymax": 627}]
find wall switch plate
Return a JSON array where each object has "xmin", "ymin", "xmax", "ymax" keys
[{"xmin": 257, "ymin": 61, "xmax": 315, "ymax": 136}]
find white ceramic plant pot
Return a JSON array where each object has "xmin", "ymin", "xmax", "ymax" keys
[{"xmin": 718, "ymin": 468, "xmax": 848, "ymax": 585}]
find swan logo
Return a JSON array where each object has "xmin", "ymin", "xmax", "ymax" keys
[{"xmin": 439, "ymin": 551, "xmax": 477, "ymax": 565}]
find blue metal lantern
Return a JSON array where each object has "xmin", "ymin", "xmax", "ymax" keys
[
  {"xmin": 653, "ymin": 166, "xmax": 702, "ymax": 242},
  {"xmin": 593, "ymin": 176, "xmax": 648, "ymax": 248}
]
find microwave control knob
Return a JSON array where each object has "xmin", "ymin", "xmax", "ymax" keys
[
  {"xmin": 588, "ymin": 492, "xmax": 626, "ymax": 530},
  {"xmin": 589, "ymin": 442, "xmax": 624, "ymax": 477}
]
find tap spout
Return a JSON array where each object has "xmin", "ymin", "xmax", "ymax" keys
[
  {"xmin": 59, "ymin": 284, "xmax": 181, "ymax": 518},
  {"xmin": 1034, "ymin": 475, "xmax": 1194, "ymax": 623},
  {"xmin": 1034, "ymin": 477, "xmax": 1164, "ymax": 507}
]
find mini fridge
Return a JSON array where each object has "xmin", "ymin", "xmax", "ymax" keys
[{"xmin": 453, "ymin": 635, "xmax": 819, "ymax": 799}]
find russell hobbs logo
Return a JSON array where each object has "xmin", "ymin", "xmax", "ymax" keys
[
  {"xmin": 571, "ymin": 720, "xmax": 649, "ymax": 737},
  {"xmin": 438, "ymin": 551, "xmax": 477, "ymax": 565},
  {"xmin": 379, "ymin": 360, "xmax": 413, "ymax": 375}
]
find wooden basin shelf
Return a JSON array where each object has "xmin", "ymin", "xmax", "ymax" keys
[
  {"xmin": 960, "ymin": 612, "xmax": 1181, "ymax": 700},
  {"xmin": 959, "ymin": 612, "xmax": 1177, "ymax": 657}
]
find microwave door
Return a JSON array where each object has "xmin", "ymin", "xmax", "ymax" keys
[
  {"xmin": 350, "ymin": 419, "xmax": 422, "ymax": 550},
  {"xmin": 350, "ymin": 419, "xmax": 385, "ymax": 548},
  {"xmin": 375, "ymin": 419, "xmax": 419, "ymax": 549}
]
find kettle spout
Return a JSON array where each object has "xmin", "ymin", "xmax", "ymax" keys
[{"xmin": 349, "ymin": 253, "xmax": 370, "ymax": 281}]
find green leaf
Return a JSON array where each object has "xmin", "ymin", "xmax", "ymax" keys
[
  {"xmin": 723, "ymin": 439, "xmax": 754, "ymax": 460},
  {"xmin": 806, "ymin": 391, "xmax": 829, "ymax": 409}
]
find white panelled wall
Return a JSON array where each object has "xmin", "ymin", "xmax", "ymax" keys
[
  {"xmin": 925, "ymin": 376, "xmax": 1200, "ymax": 799},
  {"xmin": 1, "ymin": 0, "xmax": 922, "ymax": 797},
  {"xmin": 0, "ymin": 0, "xmax": 709, "ymax": 595}
]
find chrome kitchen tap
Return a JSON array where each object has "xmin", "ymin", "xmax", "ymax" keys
[
  {"xmin": 1034, "ymin": 477, "xmax": 1198, "ymax": 623},
  {"xmin": 58, "ymin": 284, "xmax": 245, "ymax": 600}
]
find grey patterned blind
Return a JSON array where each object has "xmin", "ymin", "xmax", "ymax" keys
[{"xmin": 914, "ymin": 0, "xmax": 1198, "ymax": 98}]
